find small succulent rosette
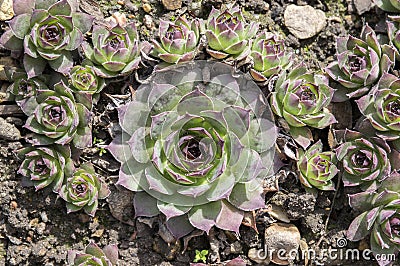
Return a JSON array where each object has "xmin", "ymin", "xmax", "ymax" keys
[
  {"xmin": 67, "ymin": 242, "xmax": 118, "ymax": 266},
  {"xmin": 0, "ymin": 0, "xmax": 94, "ymax": 77},
  {"xmin": 60, "ymin": 163, "xmax": 110, "ymax": 216},
  {"xmin": 17, "ymin": 145, "xmax": 74, "ymax": 192},
  {"xmin": 24, "ymin": 81, "xmax": 92, "ymax": 148},
  {"xmin": 152, "ymin": 16, "xmax": 202, "ymax": 64},
  {"xmin": 357, "ymin": 73, "xmax": 400, "ymax": 148},
  {"xmin": 325, "ymin": 24, "xmax": 395, "ymax": 101},
  {"xmin": 297, "ymin": 140, "xmax": 338, "ymax": 191},
  {"xmin": 82, "ymin": 21, "xmax": 141, "ymax": 78},
  {"xmin": 249, "ymin": 31, "xmax": 292, "ymax": 82},
  {"xmin": 374, "ymin": 0, "xmax": 400, "ymax": 12},
  {"xmin": 270, "ymin": 64, "xmax": 336, "ymax": 148},
  {"xmin": 335, "ymin": 130, "xmax": 391, "ymax": 191},
  {"xmin": 6, "ymin": 69, "xmax": 48, "ymax": 115},
  {"xmin": 107, "ymin": 61, "xmax": 277, "ymax": 238},
  {"xmin": 346, "ymin": 173, "xmax": 400, "ymax": 265},
  {"xmin": 205, "ymin": 6, "xmax": 259, "ymax": 61}
]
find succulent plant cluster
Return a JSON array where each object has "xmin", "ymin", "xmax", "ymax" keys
[{"xmin": 2, "ymin": 0, "xmax": 400, "ymax": 264}]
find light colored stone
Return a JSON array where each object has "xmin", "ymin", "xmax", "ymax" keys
[
  {"xmin": 0, "ymin": 0, "xmax": 14, "ymax": 21},
  {"xmin": 264, "ymin": 223, "xmax": 301, "ymax": 265},
  {"xmin": 353, "ymin": 0, "xmax": 375, "ymax": 15},
  {"xmin": 284, "ymin": 4, "xmax": 326, "ymax": 39}
]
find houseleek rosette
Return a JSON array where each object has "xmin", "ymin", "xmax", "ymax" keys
[
  {"xmin": 69, "ymin": 64, "xmax": 105, "ymax": 95},
  {"xmin": 68, "ymin": 242, "xmax": 118, "ymax": 266},
  {"xmin": 82, "ymin": 21, "xmax": 141, "ymax": 78},
  {"xmin": 152, "ymin": 16, "xmax": 202, "ymax": 64},
  {"xmin": 335, "ymin": 130, "xmax": 391, "ymax": 191},
  {"xmin": 107, "ymin": 61, "xmax": 277, "ymax": 238},
  {"xmin": 270, "ymin": 64, "xmax": 336, "ymax": 148},
  {"xmin": 347, "ymin": 173, "xmax": 400, "ymax": 265},
  {"xmin": 357, "ymin": 73, "xmax": 400, "ymax": 146},
  {"xmin": 205, "ymin": 6, "xmax": 259, "ymax": 61},
  {"xmin": 297, "ymin": 141, "xmax": 338, "ymax": 191},
  {"xmin": 387, "ymin": 15, "xmax": 400, "ymax": 60},
  {"xmin": 0, "ymin": 0, "xmax": 94, "ymax": 77},
  {"xmin": 24, "ymin": 81, "xmax": 92, "ymax": 148},
  {"xmin": 6, "ymin": 69, "xmax": 48, "ymax": 115},
  {"xmin": 250, "ymin": 31, "xmax": 292, "ymax": 82},
  {"xmin": 325, "ymin": 25, "xmax": 395, "ymax": 101},
  {"xmin": 60, "ymin": 163, "xmax": 110, "ymax": 216},
  {"xmin": 17, "ymin": 145, "xmax": 73, "ymax": 192}
]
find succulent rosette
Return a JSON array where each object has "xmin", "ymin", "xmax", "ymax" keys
[
  {"xmin": 374, "ymin": 0, "xmax": 400, "ymax": 12},
  {"xmin": 0, "ymin": 0, "xmax": 94, "ymax": 78},
  {"xmin": 82, "ymin": 21, "xmax": 141, "ymax": 78},
  {"xmin": 347, "ymin": 173, "xmax": 400, "ymax": 265},
  {"xmin": 60, "ymin": 163, "xmax": 110, "ymax": 216},
  {"xmin": 68, "ymin": 242, "xmax": 118, "ymax": 266},
  {"xmin": 17, "ymin": 145, "xmax": 74, "ymax": 192},
  {"xmin": 107, "ymin": 61, "xmax": 277, "ymax": 238},
  {"xmin": 249, "ymin": 31, "xmax": 292, "ymax": 82},
  {"xmin": 6, "ymin": 69, "xmax": 48, "ymax": 115},
  {"xmin": 24, "ymin": 81, "xmax": 92, "ymax": 148},
  {"xmin": 205, "ymin": 6, "xmax": 259, "ymax": 61},
  {"xmin": 296, "ymin": 141, "xmax": 338, "ymax": 191},
  {"xmin": 270, "ymin": 64, "xmax": 336, "ymax": 148},
  {"xmin": 357, "ymin": 73, "xmax": 400, "ymax": 146},
  {"xmin": 152, "ymin": 16, "xmax": 202, "ymax": 64},
  {"xmin": 69, "ymin": 64, "xmax": 105, "ymax": 95},
  {"xmin": 335, "ymin": 130, "xmax": 391, "ymax": 191},
  {"xmin": 325, "ymin": 25, "xmax": 395, "ymax": 101}
]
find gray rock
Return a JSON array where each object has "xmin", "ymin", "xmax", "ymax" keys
[
  {"xmin": 284, "ymin": 4, "xmax": 326, "ymax": 39},
  {"xmin": 353, "ymin": 0, "xmax": 375, "ymax": 15},
  {"xmin": 0, "ymin": 117, "xmax": 21, "ymax": 141}
]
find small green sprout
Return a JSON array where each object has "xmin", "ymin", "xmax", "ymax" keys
[{"xmin": 193, "ymin": 249, "xmax": 208, "ymax": 263}]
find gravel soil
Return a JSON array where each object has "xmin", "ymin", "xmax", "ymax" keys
[{"xmin": 0, "ymin": 0, "xmax": 396, "ymax": 265}]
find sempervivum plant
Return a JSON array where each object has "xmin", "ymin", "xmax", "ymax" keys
[
  {"xmin": 24, "ymin": 81, "xmax": 92, "ymax": 148},
  {"xmin": 60, "ymin": 163, "xmax": 110, "ymax": 216},
  {"xmin": 17, "ymin": 145, "xmax": 74, "ymax": 192},
  {"xmin": 0, "ymin": 0, "xmax": 94, "ymax": 77},
  {"xmin": 347, "ymin": 172, "xmax": 400, "ymax": 264},
  {"xmin": 6, "ymin": 69, "xmax": 48, "ymax": 115},
  {"xmin": 67, "ymin": 242, "xmax": 118, "ymax": 266},
  {"xmin": 357, "ymin": 73, "xmax": 400, "ymax": 146},
  {"xmin": 205, "ymin": 6, "xmax": 259, "ymax": 61},
  {"xmin": 152, "ymin": 16, "xmax": 202, "ymax": 64},
  {"xmin": 107, "ymin": 61, "xmax": 277, "ymax": 238},
  {"xmin": 270, "ymin": 64, "xmax": 336, "ymax": 148},
  {"xmin": 335, "ymin": 130, "xmax": 391, "ymax": 191},
  {"xmin": 297, "ymin": 141, "xmax": 338, "ymax": 191},
  {"xmin": 249, "ymin": 31, "xmax": 292, "ymax": 82},
  {"xmin": 82, "ymin": 21, "xmax": 141, "ymax": 78},
  {"xmin": 69, "ymin": 64, "xmax": 105, "ymax": 95},
  {"xmin": 374, "ymin": 0, "xmax": 400, "ymax": 12},
  {"xmin": 325, "ymin": 25, "xmax": 395, "ymax": 101}
]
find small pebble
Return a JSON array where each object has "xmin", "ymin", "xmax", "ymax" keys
[
  {"xmin": 10, "ymin": 201, "xmax": 17, "ymax": 210},
  {"xmin": 142, "ymin": 3, "xmax": 152, "ymax": 13}
]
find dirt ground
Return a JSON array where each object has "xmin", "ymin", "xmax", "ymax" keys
[{"xmin": 0, "ymin": 0, "xmax": 396, "ymax": 265}]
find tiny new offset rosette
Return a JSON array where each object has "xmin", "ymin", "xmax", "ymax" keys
[
  {"xmin": 325, "ymin": 24, "xmax": 395, "ymax": 101},
  {"xmin": 68, "ymin": 242, "xmax": 118, "ymax": 266},
  {"xmin": 107, "ymin": 61, "xmax": 278, "ymax": 238},
  {"xmin": 205, "ymin": 6, "xmax": 259, "ymax": 61},
  {"xmin": 0, "ymin": 0, "xmax": 93, "ymax": 77},
  {"xmin": 347, "ymin": 173, "xmax": 400, "ymax": 266}
]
